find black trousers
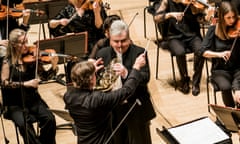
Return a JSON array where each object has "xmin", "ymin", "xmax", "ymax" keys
[
  {"xmin": 211, "ymin": 70, "xmax": 240, "ymax": 107},
  {"xmin": 168, "ymin": 36, "xmax": 204, "ymax": 86},
  {"xmin": 7, "ymin": 101, "xmax": 56, "ymax": 144}
]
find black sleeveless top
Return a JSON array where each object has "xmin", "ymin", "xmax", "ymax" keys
[{"xmin": 1, "ymin": 60, "xmax": 41, "ymax": 107}]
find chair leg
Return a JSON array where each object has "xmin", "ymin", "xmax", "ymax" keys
[
  {"xmin": 156, "ymin": 40, "xmax": 160, "ymax": 79},
  {"xmin": 15, "ymin": 124, "xmax": 20, "ymax": 144},
  {"xmin": 171, "ymin": 55, "xmax": 177, "ymax": 90},
  {"xmin": 207, "ymin": 79, "xmax": 210, "ymax": 112},
  {"xmin": 214, "ymin": 90, "xmax": 217, "ymax": 105}
]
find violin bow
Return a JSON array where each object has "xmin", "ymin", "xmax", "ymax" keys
[
  {"xmin": 183, "ymin": 0, "xmax": 192, "ymax": 14},
  {"xmin": 35, "ymin": 20, "xmax": 41, "ymax": 78},
  {"xmin": 225, "ymin": 36, "xmax": 238, "ymax": 64},
  {"xmin": 128, "ymin": 12, "xmax": 139, "ymax": 27},
  {"xmin": 176, "ymin": 0, "xmax": 193, "ymax": 24},
  {"xmin": 6, "ymin": 0, "xmax": 9, "ymax": 39},
  {"xmin": 144, "ymin": 38, "xmax": 151, "ymax": 55}
]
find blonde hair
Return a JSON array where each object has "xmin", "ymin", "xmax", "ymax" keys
[{"xmin": 7, "ymin": 28, "xmax": 26, "ymax": 65}]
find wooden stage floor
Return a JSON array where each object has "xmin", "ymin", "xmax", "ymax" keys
[{"xmin": 0, "ymin": 0, "xmax": 239, "ymax": 143}]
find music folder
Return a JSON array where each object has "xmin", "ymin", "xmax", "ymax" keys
[
  {"xmin": 210, "ymin": 104, "xmax": 240, "ymax": 132},
  {"xmin": 157, "ymin": 117, "xmax": 231, "ymax": 144}
]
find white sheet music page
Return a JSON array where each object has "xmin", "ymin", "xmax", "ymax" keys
[{"xmin": 168, "ymin": 117, "xmax": 229, "ymax": 144}]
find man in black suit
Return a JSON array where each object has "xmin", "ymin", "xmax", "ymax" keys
[{"xmin": 96, "ymin": 20, "xmax": 156, "ymax": 144}]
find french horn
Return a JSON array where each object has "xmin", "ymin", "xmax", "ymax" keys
[{"xmin": 94, "ymin": 57, "xmax": 120, "ymax": 92}]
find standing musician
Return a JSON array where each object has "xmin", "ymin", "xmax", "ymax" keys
[
  {"xmin": 64, "ymin": 53, "xmax": 146, "ymax": 144},
  {"xmin": 48, "ymin": 0, "xmax": 107, "ymax": 54},
  {"xmin": 154, "ymin": 0, "xmax": 207, "ymax": 96},
  {"xmin": 198, "ymin": 1, "xmax": 240, "ymax": 108},
  {"xmin": 1, "ymin": 28, "xmax": 57, "ymax": 144},
  {"xmin": 95, "ymin": 20, "xmax": 156, "ymax": 144}
]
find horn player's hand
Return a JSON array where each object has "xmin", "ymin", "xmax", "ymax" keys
[{"xmin": 112, "ymin": 63, "xmax": 128, "ymax": 79}]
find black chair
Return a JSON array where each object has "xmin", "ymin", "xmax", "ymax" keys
[
  {"xmin": 1, "ymin": 89, "xmax": 40, "ymax": 144},
  {"xmin": 205, "ymin": 59, "xmax": 220, "ymax": 112},
  {"xmin": 1, "ymin": 108, "xmax": 40, "ymax": 144}
]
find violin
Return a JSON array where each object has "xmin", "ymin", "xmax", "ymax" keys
[
  {"xmin": 0, "ymin": 4, "xmax": 45, "ymax": 20},
  {"xmin": 228, "ymin": 19, "xmax": 240, "ymax": 38},
  {"xmin": 177, "ymin": 0, "xmax": 209, "ymax": 10},
  {"xmin": 23, "ymin": 46, "xmax": 58, "ymax": 63},
  {"xmin": 23, "ymin": 45, "xmax": 77, "ymax": 63},
  {"xmin": 80, "ymin": 0, "xmax": 110, "ymax": 10}
]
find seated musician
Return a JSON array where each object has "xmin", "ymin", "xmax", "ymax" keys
[
  {"xmin": 1, "ymin": 28, "xmax": 57, "ymax": 144},
  {"xmin": 48, "ymin": 0, "xmax": 107, "ymax": 54},
  {"xmin": 0, "ymin": 0, "xmax": 31, "ymax": 40},
  {"xmin": 154, "ymin": 0, "xmax": 206, "ymax": 96},
  {"xmin": 198, "ymin": 1, "xmax": 240, "ymax": 108},
  {"xmin": 0, "ymin": 0, "xmax": 32, "ymax": 58}
]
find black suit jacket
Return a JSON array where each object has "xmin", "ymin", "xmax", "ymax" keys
[{"xmin": 96, "ymin": 44, "xmax": 156, "ymax": 123}]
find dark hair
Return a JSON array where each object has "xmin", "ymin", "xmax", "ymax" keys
[{"xmin": 103, "ymin": 14, "xmax": 121, "ymax": 31}]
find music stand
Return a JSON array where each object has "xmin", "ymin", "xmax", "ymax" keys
[
  {"xmin": 210, "ymin": 104, "xmax": 240, "ymax": 132},
  {"xmin": 24, "ymin": 0, "xmax": 68, "ymax": 39},
  {"xmin": 50, "ymin": 109, "xmax": 77, "ymax": 135},
  {"xmin": 36, "ymin": 32, "xmax": 88, "ymax": 85},
  {"xmin": 157, "ymin": 117, "xmax": 231, "ymax": 144}
]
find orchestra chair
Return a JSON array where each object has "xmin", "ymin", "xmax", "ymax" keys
[
  {"xmin": 205, "ymin": 59, "xmax": 220, "ymax": 112},
  {"xmin": 0, "ymin": 97, "xmax": 39, "ymax": 144},
  {"xmin": 143, "ymin": 1, "xmax": 193, "ymax": 89}
]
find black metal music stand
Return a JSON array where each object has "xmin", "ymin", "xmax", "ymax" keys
[
  {"xmin": 210, "ymin": 104, "xmax": 240, "ymax": 132},
  {"xmin": 36, "ymin": 32, "xmax": 88, "ymax": 86},
  {"xmin": 157, "ymin": 117, "xmax": 231, "ymax": 144},
  {"xmin": 50, "ymin": 109, "xmax": 77, "ymax": 135},
  {"xmin": 23, "ymin": 0, "xmax": 68, "ymax": 39}
]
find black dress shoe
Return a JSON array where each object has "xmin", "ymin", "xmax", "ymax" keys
[
  {"xmin": 178, "ymin": 77, "xmax": 190, "ymax": 94},
  {"xmin": 192, "ymin": 85, "xmax": 200, "ymax": 96}
]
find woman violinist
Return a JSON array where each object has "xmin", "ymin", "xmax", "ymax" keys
[
  {"xmin": 1, "ymin": 28, "xmax": 57, "ymax": 144},
  {"xmin": 198, "ymin": 1, "xmax": 240, "ymax": 108},
  {"xmin": 48, "ymin": 0, "xmax": 107, "ymax": 54}
]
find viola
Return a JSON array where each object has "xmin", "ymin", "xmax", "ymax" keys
[{"xmin": 0, "ymin": 4, "xmax": 45, "ymax": 20}]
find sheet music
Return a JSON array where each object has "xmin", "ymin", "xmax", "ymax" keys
[{"xmin": 168, "ymin": 117, "xmax": 229, "ymax": 144}]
